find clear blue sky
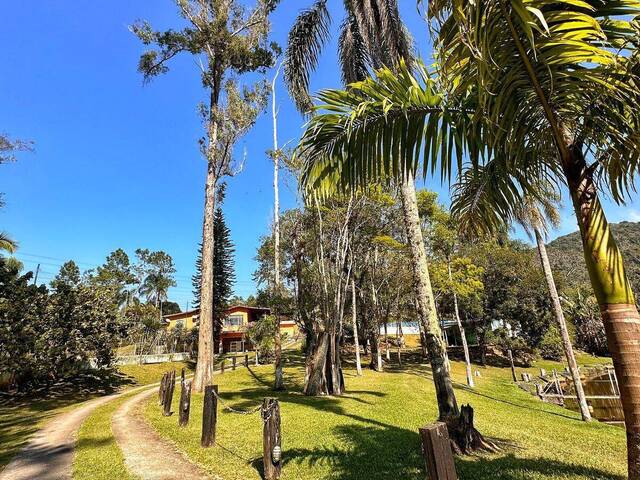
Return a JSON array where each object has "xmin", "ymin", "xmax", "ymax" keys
[{"xmin": 2, "ymin": 1, "xmax": 639, "ymax": 308}]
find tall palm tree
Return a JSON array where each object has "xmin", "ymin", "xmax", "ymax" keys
[
  {"xmin": 295, "ymin": 1, "xmax": 640, "ymax": 472},
  {"xmin": 286, "ymin": 0, "xmax": 460, "ymax": 424},
  {"xmin": 512, "ymin": 190, "xmax": 591, "ymax": 422},
  {"xmin": 0, "ymin": 232, "xmax": 17, "ymax": 254}
]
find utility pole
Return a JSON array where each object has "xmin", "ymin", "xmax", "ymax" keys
[{"xmin": 33, "ymin": 263, "xmax": 40, "ymax": 285}]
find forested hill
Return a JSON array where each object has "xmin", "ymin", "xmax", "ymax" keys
[{"xmin": 546, "ymin": 221, "xmax": 640, "ymax": 295}]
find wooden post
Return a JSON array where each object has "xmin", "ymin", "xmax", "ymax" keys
[
  {"xmin": 419, "ymin": 422, "xmax": 458, "ymax": 480},
  {"xmin": 221, "ymin": 360, "xmax": 225, "ymax": 374},
  {"xmin": 163, "ymin": 370, "xmax": 176, "ymax": 416},
  {"xmin": 233, "ymin": 356, "xmax": 237, "ymax": 371},
  {"xmin": 255, "ymin": 351, "xmax": 260, "ymax": 366},
  {"xmin": 201, "ymin": 385, "xmax": 218, "ymax": 447},
  {"xmin": 262, "ymin": 398, "xmax": 282, "ymax": 480},
  {"xmin": 178, "ymin": 379, "xmax": 192, "ymax": 427},
  {"xmin": 245, "ymin": 354, "xmax": 249, "ymax": 367},
  {"xmin": 508, "ymin": 349, "xmax": 517, "ymax": 382},
  {"xmin": 159, "ymin": 372, "xmax": 167, "ymax": 405},
  {"xmin": 540, "ymin": 368, "xmax": 547, "ymax": 378},
  {"xmin": 536, "ymin": 383, "xmax": 543, "ymax": 399}
]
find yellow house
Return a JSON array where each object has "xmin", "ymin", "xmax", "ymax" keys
[{"xmin": 163, "ymin": 305, "xmax": 297, "ymax": 353}]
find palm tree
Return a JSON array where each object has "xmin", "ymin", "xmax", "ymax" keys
[
  {"xmin": 512, "ymin": 191, "xmax": 591, "ymax": 422},
  {"xmin": 0, "ymin": 232, "xmax": 17, "ymax": 254},
  {"xmin": 286, "ymin": 0, "xmax": 460, "ymax": 426},
  {"xmin": 296, "ymin": 1, "xmax": 640, "ymax": 471}
]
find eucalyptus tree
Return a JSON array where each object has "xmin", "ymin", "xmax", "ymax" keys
[
  {"xmin": 132, "ymin": 0, "xmax": 279, "ymax": 391},
  {"xmin": 295, "ymin": 1, "xmax": 640, "ymax": 465},
  {"xmin": 286, "ymin": 0, "xmax": 461, "ymax": 429}
]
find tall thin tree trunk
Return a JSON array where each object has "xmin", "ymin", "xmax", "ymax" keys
[
  {"xmin": 193, "ymin": 160, "xmax": 218, "ymax": 392},
  {"xmin": 352, "ymin": 277, "xmax": 363, "ymax": 376},
  {"xmin": 271, "ymin": 64, "xmax": 284, "ymax": 391},
  {"xmin": 562, "ymin": 147, "xmax": 640, "ymax": 474},
  {"xmin": 384, "ymin": 321, "xmax": 391, "ymax": 360},
  {"xmin": 399, "ymin": 172, "xmax": 459, "ymax": 420},
  {"xmin": 449, "ymin": 261, "xmax": 474, "ymax": 388},
  {"xmin": 534, "ymin": 228, "xmax": 590, "ymax": 421}
]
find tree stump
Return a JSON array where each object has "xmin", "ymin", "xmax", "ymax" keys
[
  {"xmin": 201, "ymin": 385, "xmax": 218, "ymax": 447},
  {"xmin": 262, "ymin": 397, "xmax": 282, "ymax": 480},
  {"xmin": 163, "ymin": 370, "xmax": 176, "ymax": 416},
  {"xmin": 179, "ymin": 379, "xmax": 192, "ymax": 427},
  {"xmin": 446, "ymin": 404, "xmax": 497, "ymax": 454},
  {"xmin": 419, "ymin": 422, "xmax": 458, "ymax": 480}
]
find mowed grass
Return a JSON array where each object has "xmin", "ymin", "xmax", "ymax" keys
[
  {"xmin": 0, "ymin": 361, "xmax": 192, "ymax": 470},
  {"xmin": 143, "ymin": 351, "xmax": 625, "ymax": 480},
  {"xmin": 73, "ymin": 394, "xmax": 137, "ymax": 480}
]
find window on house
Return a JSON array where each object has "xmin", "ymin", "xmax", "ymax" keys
[
  {"xmin": 229, "ymin": 341, "xmax": 242, "ymax": 353},
  {"xmin": 225, "ymin": 315, "xmax": 243, "ymax": 326}
]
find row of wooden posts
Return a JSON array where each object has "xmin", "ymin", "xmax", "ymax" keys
[
  {"xmin": 157, "ymin": 357, "xmax": 282, "ymax": 480},
  {"xmin": 159, "ymin": 362, "xmax": 460, "ymax": 480}
]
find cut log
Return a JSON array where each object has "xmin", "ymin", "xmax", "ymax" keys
[
  {"xmin": 179, "ymin": 379, "xmax": 192, "ymax": 427},
  {"xmin": 201, "ymin": 385, "xmax": 218, "ymax": 447},
  {"xmin": 419, "ymin": 422, "xmax": 458, "ymax": 480},
  {"xmin": 262, "ymin": 397, "xmax": 282, "ymax": 480},
  {"xmin": 162, "ymin": 370, "xmax": 176, "ymax": 416}
]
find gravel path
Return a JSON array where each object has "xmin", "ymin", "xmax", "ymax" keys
[
  {"xmin": 112, "ymin": 386, "xmax": 210, "ymax": 480},
  {"xmin": 0, "ymin": 383, "xmax": 156, "ymax": 480}
]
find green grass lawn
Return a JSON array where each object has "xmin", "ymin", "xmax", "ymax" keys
[
  {"xmin": 0, "ymin": 361, "xmax": 192, "ymax": 470},
  {"xmin": 142, "ymin": 352, "xmax": 624, "ymax": 480}
]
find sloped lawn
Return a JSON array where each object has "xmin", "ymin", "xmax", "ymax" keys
[{"xmin": 144, "ymin": 352, "xmax": 624, "ymax": 480}]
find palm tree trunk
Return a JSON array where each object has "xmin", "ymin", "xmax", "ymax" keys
[
  {"xmin": 399, "ymin": 173, "xmax": 458, "ymax": 420},
  {"xmin": 193, "ymin": 160, "xmax": 218, "ymax": 392},
  {"xmin": 271, "ymin": 65, "xmax": 284, "ymax": 391},
  {"xmin": 534, "ymin": 228, "xmax": 591, "ymax": 421},
  {"xmin": 563, "ymin": 146, "xmax": 640, "ymax": 475},
  {"xmin": 449, "ymin": 261, "xmax": 474, "ymax": 388},
  {"xmin": 352, "ymin": 277, "xmax": 363, "ymax": 376}
]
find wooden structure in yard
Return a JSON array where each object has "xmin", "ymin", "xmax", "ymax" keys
[
  {"xmin": 521, "ymin": 365, "xmax": 622, "ymax": 425},
  {"xmin": 419, "ymin": 422, "xmax": 458, "ymax": 480}
]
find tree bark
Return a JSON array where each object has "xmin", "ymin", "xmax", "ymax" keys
[
  {"xmin": 448, "ymin": 261, "xmax": 474, "ymax": 388},
  {"xmin": 193, "ymin": 112, "xmax": 220, "ymax": 392},
  {"xmin": 534, "ymin": 228, "xmax": 591, "ymax": 421},
  {"xmin": 399, "ymin": 173, "xmax": 459, "ymax": 420},
  {"xmin": 352, "ymin": 277, "xmax": 363, "ymax": 376},
  {"xmin": 304, "ymin": 331, "xmax": 329, "ymax": 395},
  {"xmin": 562, "ymin": 146, "xmax": 640, "ymax": 476},
  {"xmin": 271, "ymin": 64, "xmax": 284, "ymax": 391}
]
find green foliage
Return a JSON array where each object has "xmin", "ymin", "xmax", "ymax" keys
[
  {"xmin": 538, "ymin": 325, "xmax": 564, "ymax": 361},
  {"xmin": 135, "ymin": 248, "xmax": 177, "ymax": 308},
  {"xmin": 246, "ymin": 314, "xmax": 277, "ymax": 361},
  {"xmin": 565, "ymin": 288, "xmax": 608, "ymax": 357},
  {"xmin": 0, "ymin": 258, "xmax": 125, "ymax": 390},
  {"xmin": 93, "ymin": 249, "xmax": 137, "ymax": 307}
]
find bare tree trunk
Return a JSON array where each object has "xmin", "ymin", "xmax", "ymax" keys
[
  {"xmin": 193, "ymin": 159, "xmax": 218, "ymax": 392},
  {"xmin": 449, "ymin": 261, "xmax": 474, "ymax": 388},
  {"xmin": 399, "ymin": 173, "xmax": 458, "ymax": 419},
  {"xmin": 271, "ymin": 64, "xmax": 284, "ymax": 391},
  {"xmin": 384, "ymin": 321, "xmax": 391, "ymax": 361},
  {"xmin": 534, "ymin": 228, "xmax": 590, "ymax": 421},
  {"xmin": 352, "ymin": 277, "xmax": 363, "ymax": 376},
  {"xmin": 304, "ymin": 331, "xmax": 329, "ymax": 395}
]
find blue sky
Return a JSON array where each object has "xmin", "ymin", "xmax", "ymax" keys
[{"xmin": 2, "ymin": 1, "xmax": 639, "ymax": 309}]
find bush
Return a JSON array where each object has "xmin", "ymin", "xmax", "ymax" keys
[{"xmin": 538, "ymin": 325, "xmax": 564, "ymax": 360}]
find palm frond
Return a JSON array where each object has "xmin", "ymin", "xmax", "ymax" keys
[
  {"xmin": 0, "ymin": 232, "xmax": 18, "ymax": 254},
  {"xmin": 431, "ymin": 0, "xmax": 640, "ymax": 202},
  {"xmin": 284, "ymin": 0, "xmax": 331, "ymax": 114},
  {"xmin": 338, "ymin": 13, "xmax": 369, "ymax": 84},
  {"xmin": 297, "ymin": 61, "xmax": 464, "ymax": 200}
]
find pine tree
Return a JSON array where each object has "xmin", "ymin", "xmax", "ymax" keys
[{"xmin": 192, "ymin": 207, "xmax": 236, "ymax": 349}]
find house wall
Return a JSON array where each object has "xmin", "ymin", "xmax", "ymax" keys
[{"xmin": 166, "ymin": 313, "xmax": 198, "ymax": 331}]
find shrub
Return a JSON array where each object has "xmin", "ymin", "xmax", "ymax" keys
[{"xmin": 538, "ymin": 325, "xmax": 564, "ymax": 361}]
